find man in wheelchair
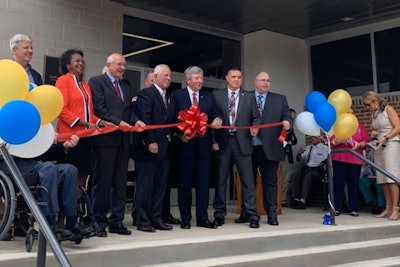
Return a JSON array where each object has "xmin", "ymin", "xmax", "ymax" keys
[{"xmin": 0, "ymin": 135, "xmax": 93, "ymax": 242}]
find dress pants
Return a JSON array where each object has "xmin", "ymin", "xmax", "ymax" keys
[
  {"xmin": 291, "ymin": 166, "xmax": 324, "ymax": 200},
  {"xmin": 252, "ymin": 145, "xmax": 279, "ymax": 220},
  {"xmin": 92, "ymin": 145, "xmax": 129, "ymax": 228},
  {"xmin": 135, "ymin": 157, "xmax": 169, "ymax": 227},
  {"xmin": 213, "ymin": 136, "xmax": 259, "ymax": 221}
]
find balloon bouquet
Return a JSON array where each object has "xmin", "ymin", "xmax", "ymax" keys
[
  {"xmin": 295, "ymin": 89, "xmax": 358, "ymax": 141},
  {"xmin": 0, "ymin": 59, "xmax": 63, "ymax": 158}
]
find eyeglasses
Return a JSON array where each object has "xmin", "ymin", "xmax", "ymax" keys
[
  {"xmin": 363, "ymin": 101, "xmax": 374, "ymax": 107},
  {"xmin": 257, "ymin": 79, "xmax": 270, "ymax": 83}
]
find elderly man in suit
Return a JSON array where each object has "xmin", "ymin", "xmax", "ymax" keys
[
  {"xmin": 252, "ymin": 71, "xmax": 291, "ymax": 226},
  {"xmin": 131, "ymin": 64, "xmax": 174, "ymax": 232},
  {"xmin": 10, "ymin": 33, "xmax": 43, "ymax": 86},
  {"xmin": 169, "ymin": 66, "xmax": 222, "ymax": 229},
  {"xmin": 212, "ymin": 67, "xmax": 261, "ymax": 228},
  {"xmin": 89, "ymin": 53, "xmax": 144, "ymax": 237}
]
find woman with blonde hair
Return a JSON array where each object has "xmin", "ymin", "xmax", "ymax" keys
[{"xmin": 363, "ymin": 91, "xmax": 400, "ymax": 220}]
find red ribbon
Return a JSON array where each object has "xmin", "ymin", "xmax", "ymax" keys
[
  {"xmin": 177, "ymin": 105, "xmax": 208, "ymax": 138},
  {"xmin": 56, "ymin": 106, "xmax": 287, "ymax": 143}
]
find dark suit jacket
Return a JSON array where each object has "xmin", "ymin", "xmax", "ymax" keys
[
  {"xmin": 131, "ymin": 85, "xmax": 171, "ymax": 161},
  {"xmin": 89, "ymin": 73, "xmax": 138, "ymax": 148},
  {"xmin": 213, "ymin": 88, "xmax": 261, "ymax": 156},
  {"xmin": 258, "ymin": 91, "xmax": 292, "ymax": 161},
  {"xmin": 29, "ymin": 65, "xmax": 43, "ymax": 86},
  {"xmin": 169, "ymin": 87, "xmax": 221, "ymax": 158}
]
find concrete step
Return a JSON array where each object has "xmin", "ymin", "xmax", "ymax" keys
[
  {"xmin": 139, "ymin": 237, "xmax": 400, "ymax": 267},
  {"xmin": 1, "ymin": 222, "xmax": 400, "ymax": 267},
  {"xmin": 329, "ymin": 256, "xmax": 400, "ymax": 267}
]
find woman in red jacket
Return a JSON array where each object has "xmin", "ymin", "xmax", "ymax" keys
[{"xmin": 56, "ymin": 49, "xmax": 114, "ymax": 186}]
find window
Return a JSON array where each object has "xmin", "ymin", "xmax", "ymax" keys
[
  {"xmin": 374, "ymin": 27, "xmax": 400, "ymax": 93},
  {"xmin": 311, "ymin": 34, "xmax": 373, "ymax": 96}
]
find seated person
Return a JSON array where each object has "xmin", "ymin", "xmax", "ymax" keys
[
  {"xmin": 359, "ymin": 149, "xmax": 385, "ymax": 214},
  {"xmin": 0, "ymin": 135, "xmax": 91, "ymax": 239},
  {"xmin": 290, "ymin": 135, "xmax": 329, "ymax": 209}
]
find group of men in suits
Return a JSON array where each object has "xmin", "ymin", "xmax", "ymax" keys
[{"xmin": 130, "ymin": 65, "xmax": 291, "ymax": 231}]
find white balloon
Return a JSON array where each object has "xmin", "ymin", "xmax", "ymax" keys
[
  {"xmin": 295, "ymin": 111, "xmax": 321, "ymax": 136},
  {"xmin": 8, "ymin": 123, "xmax": 55, "ymax": 158}
]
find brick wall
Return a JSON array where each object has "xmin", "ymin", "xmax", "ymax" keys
[{"xmin": 352, "ymin": 93, "xmax": 400, "ymax": 133}]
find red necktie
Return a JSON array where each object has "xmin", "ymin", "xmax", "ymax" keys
[
  {"xmin": 114, "ymin": 80, "xmax": 122, "ymax": 99},
  {"xmin": 192, "ymin": 92, "xmax": 198, "ymax": 106}
]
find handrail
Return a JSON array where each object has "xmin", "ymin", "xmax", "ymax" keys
[
  {"xmin": 326, "ymin": 148, "xmax": 400, "ymax": 226},
  {"xmin": 0, "ymin": 144, "xmax": 71, "ymax": 267}
]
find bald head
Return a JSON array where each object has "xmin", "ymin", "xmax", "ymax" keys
[
  {"xmin": 254, "ymin": 71, "xmax": 271, "ymax": 94},
  {"xmin": 106, "ymin": 53, "xmax": 126, "ymax": 80}
]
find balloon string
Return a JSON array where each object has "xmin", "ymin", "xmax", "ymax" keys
[{"xmin": 56, "ymin": 121, "xmax": 284, "ymax": 142}]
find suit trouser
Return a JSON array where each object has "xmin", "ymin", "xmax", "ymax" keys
[
  {"xmin": 213, "ymin": 136, "xmax": 259, "ymax": 221},
  {"xmin": 177, "ymin": 143, "xmax": 211, "ymax": 223},
  {"xmin": 135, "ymin": 157, "xmax": 169, "ymax": 227},
  {"xmin": 92, "ymin": 146, "xmax": 129, "ymax": 228},
  {"xmin": 252, "ymin": 146, "xmax": 279, "ymax": 220},
  {"xmin": 1, "ymin": 159, "xmax": 78, "ymax": 217},
  {"xmin": 291, "ymin": 166, "xmax": 323, "ymax": 200}
]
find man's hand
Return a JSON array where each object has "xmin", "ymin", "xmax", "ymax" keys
[
  {"xmin": 282, "ymin": 120, "xmax": 290, "ymax": 131},
  {"xmin": 212, "ymin": 143, "xmax": 219, "ymax": 151},
  {"xmin": 180, "ymin": 134, "xmax": 190, "ymax": 143},
  {"xmin": 119, "ymin": 121, "xmax": 130, "ymax": 127},
  {"xmin": 148, "ymin": 142, "xmax": 158, "ymax": 154},
  {"xmin": 99, "ymin": 120, "xmax": 116, "ymax": 127},
  {"xmin": 63, "ymin": 135, "xmax": 80, "ymax": 149},
  {"xmin": 250, "ymin": 128, "xmax": 258, "ymax": 136},
  {"xmin": 135, "ymin": 120, "xmax": 146, "ymax": 127},
  {"xmin": 210, "ymin": 117, "xmax": 222, "ymax": 129}
]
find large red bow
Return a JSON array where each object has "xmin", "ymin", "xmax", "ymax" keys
[{"xmin": 177, "ymin": 105, "xmax": 208, "ymax": 138}]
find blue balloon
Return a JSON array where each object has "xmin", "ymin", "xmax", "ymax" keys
[
  {"xmin": 0, "ymin": 100, "xmax": 41, "ymax": 145},
  {"xmin": 305, "ymin": 91, "xmax": 326, "ymax": 113},
  {"xmin": 314, "ymin": 102, "xmax": 337, "ymax": 132}
]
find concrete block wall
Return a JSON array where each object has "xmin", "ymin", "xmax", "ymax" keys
[{"xmin": 0, "ymin": 0, "xmax": 123, "ymax": 81}]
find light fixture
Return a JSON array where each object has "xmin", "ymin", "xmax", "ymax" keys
[{"xmin": 122, "ymin": 32, "xmax": 174, "ymax": 58}]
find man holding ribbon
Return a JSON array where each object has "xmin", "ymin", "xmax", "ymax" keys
[
  {"xmin": 212, "ymin": 67, "xmax": 261, "ymax": 228},
  {"xmin": 169, "ymin": 66, "xmax": 222, "ymax": 229},
  {"xmin": 252, "ymin": 71, "xmax": 291, "ymax": 226}
]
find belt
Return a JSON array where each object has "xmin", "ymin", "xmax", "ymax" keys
[{"xmin": 228, "ymin": 131, "xmax": 236, "ymax": 136}]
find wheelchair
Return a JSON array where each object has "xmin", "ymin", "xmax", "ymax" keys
[{"xmin": 0, "ymin": 170, "xmax": 95, "ymax": 252}]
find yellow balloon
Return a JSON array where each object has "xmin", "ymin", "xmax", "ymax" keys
[
  {"xmin": 328, "ymin": 89, "xmax": 352, "ymax": 115},
  {"xmin": 333, "ymin": 113, "xmax": 359, "ymax": 139},
  {"xmin": 26, "ymin": 85, "xmax": 63, "ymax": 125},
  {"xmin": 0, "ymin": 59, "xmax": 29, "ymax": 107}
]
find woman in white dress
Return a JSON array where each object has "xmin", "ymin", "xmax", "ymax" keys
[{"xmin": 363, "ymin": 91, "xmax": 400, "ymax": 220}]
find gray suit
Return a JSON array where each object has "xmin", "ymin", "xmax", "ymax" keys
[
  {"xmin": 253, "ymin": 91, "xmax": 291, "ymax": 221},
  {"xmin": 212, "ymin": 88, "xmax": 261, "ymax": 221}
]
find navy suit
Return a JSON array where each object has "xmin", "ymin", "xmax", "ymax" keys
[
  {"xmin": 131, "ymin": 85, "xmax": 171, "ymax": 228},
  {"xmin": 252, "ymin": 91, "xmax": 291, "ymax": 221},
  {"xmin": 89, "ymin": 73, "xmax": 137, "ymax": 228},
  {"xmin": 212, "ymin": 88, "xmax": 261, "ymax": 221},
  {"xmin": 169, "ymin": 88, "xmax": 221, "ymax": 224},
  {"xmin": 28, "ymin": 64, "xmax": 43, "ymax": 86}
]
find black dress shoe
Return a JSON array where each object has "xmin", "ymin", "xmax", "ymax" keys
[
  {"xmin": 250, "ymin": 220, "xmax": 260, "ymax": 228},
  {"xmin": 197, "ymin": 220, "xmax": 217, "ymax": 229},
  {"xmin": 213, "ymin": 217, "xmax": 224, "ymax": 226},
  {"xmin": 109, "ymin": 224, "xmax": 132, "ymax": 235},
  {"xmin": 267, "ymin": 219, "xmax": 279, "ymax": 226},
  {"xmin": 137, "ymin": 225, "xmax": 156, "ymax": 232},
  {"xmin": 163, "ymin": 215, "xmax": 181, "ymax": 225},
  {"xmin": 181, "ymin": 222, "xmax": 191, "ymax": 229},
  {"xmin": 154, "ymin": 222, "xmax": 173, "ymax": 231},
  {"xmin": 234, "ymin": 216, "xmax": 250, "ymax": 223},
  {"xmin": 95, "ymin": 227, "xmax": 107, "ymax": 237}
]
